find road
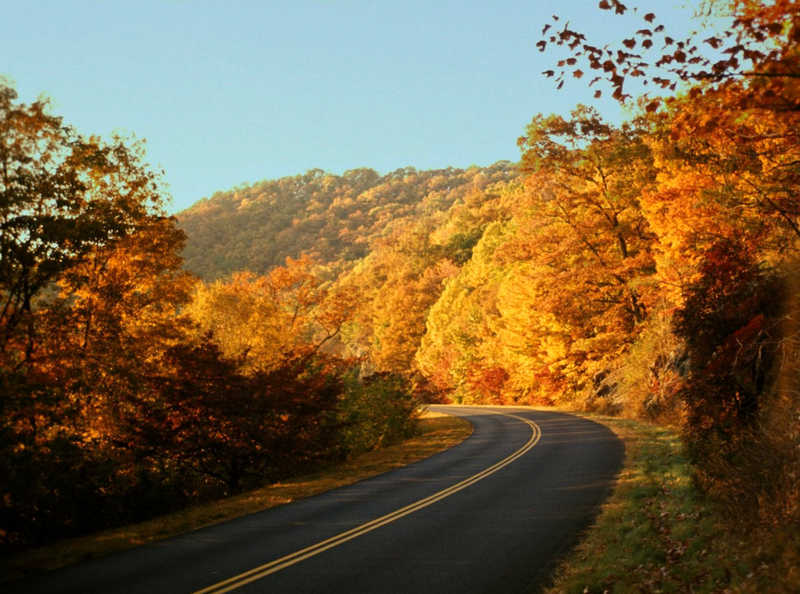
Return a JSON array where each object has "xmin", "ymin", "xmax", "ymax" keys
[{"xmin": 10, "ymin": 406, "xmax": 624, "ymax": 594}]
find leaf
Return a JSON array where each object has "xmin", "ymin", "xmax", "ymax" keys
[{"xmin": 644, "ymin": 12, "xmax": 655, "ymax": 22}]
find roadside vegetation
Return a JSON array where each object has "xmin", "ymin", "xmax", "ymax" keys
[{"xmin": 545, "ymin": 414, "xmax": 799, "ymax": 594}]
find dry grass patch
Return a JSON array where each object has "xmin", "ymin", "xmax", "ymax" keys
[{"xmin": 3, "ymin": 411, "xmax": 471, "ymax": 581}]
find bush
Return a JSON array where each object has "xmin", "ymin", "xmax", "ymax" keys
[
  {"xmin": 336, "ymin": 370, "xmax": 419, "ymax": 456},
  {"xmin": 673, "ymin": 241, "xmax": 788, "ymax": 517}
]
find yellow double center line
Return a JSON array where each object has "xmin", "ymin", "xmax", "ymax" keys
[{"xmin": 195, "ymin": 409, "xmax": 541, "ymax": 593}]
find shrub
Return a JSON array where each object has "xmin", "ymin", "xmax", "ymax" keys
[{"xmin": 336, "ymin": 370, "xmax": 419, "ymax": 456}]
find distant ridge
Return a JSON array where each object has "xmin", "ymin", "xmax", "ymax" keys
[{"xmin": 176, "ymin": 162, "xmax": 518, "ymax": 280}]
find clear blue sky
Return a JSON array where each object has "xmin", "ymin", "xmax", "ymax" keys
[{"xmin": 1, "ymin": 1, "xmax": 702, "ymax": 213}]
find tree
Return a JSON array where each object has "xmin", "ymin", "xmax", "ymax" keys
[
  {"xmin": 539, "ymin": 0, "xmax": 799, "ymax": 105},
  {"xmin": 417, "ymin": 221, "xmax": 512, "ymax": 403},
  {"xmin": 186, "ymin": 256, "xmax": 355, "ymax": 373},
  {"xmin": 45, "ymin": 218, "xmax": 194, "ymax": 444},
  {"xmin": 128, "ymin": 342, "xmax": 344, "ymax": 494},
  {"xmin": 0, "ymin": 83, "xmax": 187, "ymax": 549},
  {"xmin": 512, "ymin": 108, "xmax": 658, "ymax": 399},
  {"xmin": 0, "ymin": 83, "xmax": 166, "ymax": 357}
]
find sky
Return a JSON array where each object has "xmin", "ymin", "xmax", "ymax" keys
[{"xmin": 1, "ymin": 0, "xmax": 706, "ymax": 214}]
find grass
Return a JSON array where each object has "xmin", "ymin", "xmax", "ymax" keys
[
  {"xmin": 2, "ymin": 410, "xmax": 472, "ymax": 582},
  {"xmin": 543, "ymin": 413, "xmax": 800, "ymax": 593}
]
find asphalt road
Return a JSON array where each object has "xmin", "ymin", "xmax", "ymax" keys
[{"xmin": 10, "ymin": 406, "xmax": 624, "ymax": 594}]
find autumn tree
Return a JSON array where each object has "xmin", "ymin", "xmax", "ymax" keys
[
  {"xmin": 0, "ymin": 83, "xmax": 190, "ymax": 549},
  {"xmin": 0, "ymin": 83, "xmax": 166, "ymax": 358},
  {"xmin": 540, "ymin": 1, "xmax": 800, "ymax": 267},
  {"xmin": 127, "ymin": 342, "xmax": 345, "ymax": 494},
  {"xmin": 186, "ymin": 256, "xmax": 356, "ymax": 373},
  {"xmin": 538, "ymin": 0, "xmax": 799, "ymax": 104},
  {"xmin": 511, "ymin": 107, "xmax": 658, "ymax": 400},
  {"xmin": 416, "ymin": 221, "xmax": 515, "ymax": 403},
  {"xmin": 47, "ymin": 219, "xmax": 194, "ymax": 442}
]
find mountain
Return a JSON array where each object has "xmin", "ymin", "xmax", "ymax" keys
[{"xmin": 176, "ymin": 162, "xmax": 519, "ymax": 280}]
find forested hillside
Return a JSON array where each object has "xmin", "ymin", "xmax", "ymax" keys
[{"xmin": 177, "ymin": 163, "xmax": 517, "ymax": 280}]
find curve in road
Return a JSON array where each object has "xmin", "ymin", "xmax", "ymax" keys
[
  {"xmin": 195, "ymin": 409, "xmax": 541, "ymax": 593},
  {"xmin": 10, "ymin": 406, "xmax": 624, "ymax": 594}
]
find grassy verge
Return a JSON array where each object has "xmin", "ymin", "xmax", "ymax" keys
[
  {"xmin": 544, "ymin": 413, "xmax": 799, "ymax": 593},
  {"xmin": 3, "ymin": 410, "xmax": 472, "ymax": 582}
]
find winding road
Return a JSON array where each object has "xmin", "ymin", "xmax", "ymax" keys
[{"xmin": 10, "ymin": 406, "xmax": 624, "ymax": 593}]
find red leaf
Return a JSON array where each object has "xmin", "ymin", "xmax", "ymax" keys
[{"xmin": 644, "ymin": 12, "xmax": 655, "ymax": 22}]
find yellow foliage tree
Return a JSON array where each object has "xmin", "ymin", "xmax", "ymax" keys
[{"xmin": 186, "ymin": 256, "xmax": 355, "ymax": 373}]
